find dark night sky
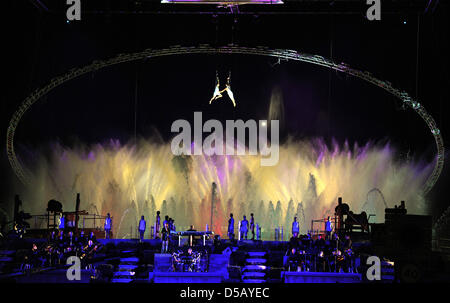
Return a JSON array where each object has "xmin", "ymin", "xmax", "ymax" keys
[{"xmin": 1, "ymin": 1, "xmax": 449, "ymax": 217}]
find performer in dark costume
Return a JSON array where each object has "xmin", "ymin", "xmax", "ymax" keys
[
  {"xmin": 161, "ymin": 222, "xmax": 170, "ymax": 253},
  {"xmin": 292, "ymin": 217, "xmax": 300, "ymax": 238},
  {"xmin": 170, "ymin": 218, "xmax": 176, "ymax": 232},
  {"xmin": 104, "ymin": 213, "xmax": 112, "ymax": 239},
  {"xmin": 155, "ymin": 211, "xmax": 161, "ymax": 239},
  {"xmin": 163, "ymin": 215, "xmax": 169, "ymax": 229},
  {"xmin": 168, "ymin": 218, "xmax": 174, "ymax": 231},
  {"xmin": 228, "ymin": 213, "xmax": 235, "ymax": 241},
  {"xmin": 287, "ymin": 248, "xmax": 300, "ymax": 272},
  {"xmin": 343, "ymin": 234, "xmax": 354, "ymax": 273},
  {"xmin": 139, "ymin": 215, "xmax": 146, "ymax": 243},
  {"xmin": 183, "ymin": 247, "xmax": 196, "ymax": 272},
  {"xmin": 240, "ymin": 215, "xmax": 249, "ymax": 240},
  {"xmin": 314, "ymin": 234, "xmax": 326, "ymax": 250},
  {"xmin": 250, "ymin": 213, "xmax": 255, "ymax": 240},
  {"xmin": 88, "ymin": 231, "xmax": 97, "ymax": 242},
  {"xmin": 325, "ymin": 216, "xmax": 333, "ymax": 240}
]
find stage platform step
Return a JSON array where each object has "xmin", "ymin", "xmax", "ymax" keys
[
  {"xmin": 246, "ymin": 258, "xmax": 266, "ymax": 264},
  {"xmin": 120, "ymin": 257, "xmax": 139, "ymax": 263},
  {"xmin": 118, "ymin": 264, "xmax": 138, "ymax": 271},
  {"xmin": 243, "ymin": 265, "xmax": 267, "ymax": 271},
  {"xmin": 0, "ymin": 250, "xmax": 15, "ymax": 256},
  {"xmin": 283, "ymin": 271, "xmax": 362, "ymax": 283},
  {"xmin": 114, "ymin": 271, "xmax": 135, "ymax": 277},
  {"xmin": 380, "ymin": 260, "xmax": 395, "ymax": 282},
  {"xmin": 247, "ymin": 252, "xmax": 266, "ymax": 257},
  {"xmin": 242, "ymin": 251, "xmax": 268, "ymax": 283},
  {"xmin": 111, "ymin": 255, "xmax": 139, "ymax": 283},
  {"xmin": 242, "ymin": 272, "xmax": 266, "ymax": 278},
  {"xmin": 111, "ymin": 278, "xmax": 133, "ymax": 283},
  {"xmin": 242, "ymin": 279, "xmax": 266, "ymax": 283}
]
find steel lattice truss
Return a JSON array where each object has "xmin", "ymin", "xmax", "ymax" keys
[
  {"xmin": 6, "ymin": 45, "xmax": 444, "ymax": 195},
  {"xmin": 434, "ymin": 205, "xmax": 450, "ymax": 233}
]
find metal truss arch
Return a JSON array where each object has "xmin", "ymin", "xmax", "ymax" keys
[{"xmin": 6, "ymin": 45, "xmax": 444, "ymax": 195}]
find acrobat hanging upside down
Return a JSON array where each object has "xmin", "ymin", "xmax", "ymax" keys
[{"xmin": 209, "ymin": 71, "xmax": 237, "ymax": 107}]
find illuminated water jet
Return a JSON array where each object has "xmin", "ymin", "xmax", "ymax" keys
[{"xmin": 19, "ymin": 137, "xmax": 433, "ymax": 240}]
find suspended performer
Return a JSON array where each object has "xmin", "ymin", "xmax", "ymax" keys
[{"xmin": 209, "ymin": 71, "xmax": 236, "ymax": 107}]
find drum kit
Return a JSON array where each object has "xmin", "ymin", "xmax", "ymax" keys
[{"xmin": 172, "ymin": 250, "xmax": 202, "ymax": 272}]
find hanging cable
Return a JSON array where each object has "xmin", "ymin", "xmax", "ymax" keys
[
  {"xmin": 134, "ymin": 63, "xmax": 138, "ymax": 146},
  {"xmin": 415, "ymin": 13, "xmax": 421, "ymax": 99},
  {"xmin": 328, "ymin": 15, "xmax": 334, "ymax": 137}
]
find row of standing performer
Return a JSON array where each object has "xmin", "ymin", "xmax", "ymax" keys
[{"xmin": 100, "ymin": 197, "xmax": 351, "ymax": 246}]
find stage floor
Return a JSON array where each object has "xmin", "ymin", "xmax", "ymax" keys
[{"xmin": 282, "ymin": 271, "xmax": 362, "ymax": 283}]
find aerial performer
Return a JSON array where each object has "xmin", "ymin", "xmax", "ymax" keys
[
  {"xmin": 209, "ymin": 71, "xmax": 223, "ymax": 104},
  {"xmin": 209, "ymin": 71, "xmax": 236, "ymax": 107}
]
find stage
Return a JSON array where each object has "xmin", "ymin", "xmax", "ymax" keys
[
  {"xmin": 282, "ymin": 271, "xmax": 362, "ymax": 283},
  {"xmin": 152, "ymin": 271, "xmax": 226, "ymax": 283}
]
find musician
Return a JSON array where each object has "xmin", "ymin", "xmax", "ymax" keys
[
  {"xmin": 56, "ymin": 230, "xmax": 65, "ymax": 248},
  {"xmin": 163, "ymin": 215, "xmax": 169, "ymax": 228},
  {"xmin": 161, "ymin": 222, "xmax": 170, "ymax": 253},
  {"xmin": 250, "ymin": 213, "xmax": 255, "ymax": 240},
  {"xmin": 170, "ymin": 218, "xmax": 176, "ymax": 232},
  {"xmin": 104, "ymin": 213, "xmax": 112, "ymax": 239},
  {"xmin": 287, "ymin": 248, "xmax": 300, "ymax": 272},
  {"xmin": 314, "ymin": 234, "xmax": 326, "ymax": 251},
  {"xmin": 342, "ymin": 234, "xmax": 354, "ymax": 273},
  {"xmin": 88, "ymin": 231, "xmax": 97, "ymax": 243},
  {"xmin": 325, "ymin": 216, "xmax": 333, "ymax": 240},
  {"xmin": 30, "ymin": 243, "xmax": 44, "ymax": 268},
  {"xmin": 292, "ymin": 217, "xmax": 300, "ymax": 238},
  {"xmin": 185, "ymin": 247, "xmax": 195, "ymax": 272},
  {"xmin": 330, "ymin": 233, "xmax": 339, "ymax": 254},
  {"xmin": 177, "ymin": 247, "xmax": 199, "ymax": 272},
  {"xmin": 331, "ymin": 248, "xmax": 344, "ymax": 273},
  {"xmin": 289, "ymin": 234, "xmax": 299, "ymax": 250},
  {"xmin": 44, "ymin": 242, "xmax": 56, "ymax": 266},
  {"xmin": 67, "ymin": 231, "xmax": 75, "ymax": 247},
  {"xmin": 139, "ymin": 215, "xmax": 146, "ymax": 243},
  {"xmin": 78, "ymin": 230, "xmax": 87, "ymax": 247},
  {"xmin": 228, "ymin": 213, "xmax": 235, "ymax": 241},
  {"xmin": 343, "ymin": 234, "xmax": 352, "ymax": 251},
  {"xmin": 240, "ymin": 215, "xmax": 249, "ymax": 240},
  {"xmin": 155, "ymin": 211, "xmax": 161, "ymax": 239},
  {"xmin": 168, "ymin": 218, "xmax": 174, "ymax": 231}
]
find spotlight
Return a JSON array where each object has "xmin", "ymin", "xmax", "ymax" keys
[
  {"xmin": 403, "ymin": 20, "xmax": 407, "ymax": 25},
  {"xmin": 261, "ymin": 121, "xmax": 267, "ymax": 127}
]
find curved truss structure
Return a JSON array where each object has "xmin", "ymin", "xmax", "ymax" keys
[
  {"xmin": 6, "ymin": 45, "xmax": 444, "ymax": 195},
  {"xmin": 361, "ymin": 188, "xmax": 388, "ymax": 211},
  {"xmin": 434, "ymin": 205, "xmax": 450, "ymax": 233}
]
